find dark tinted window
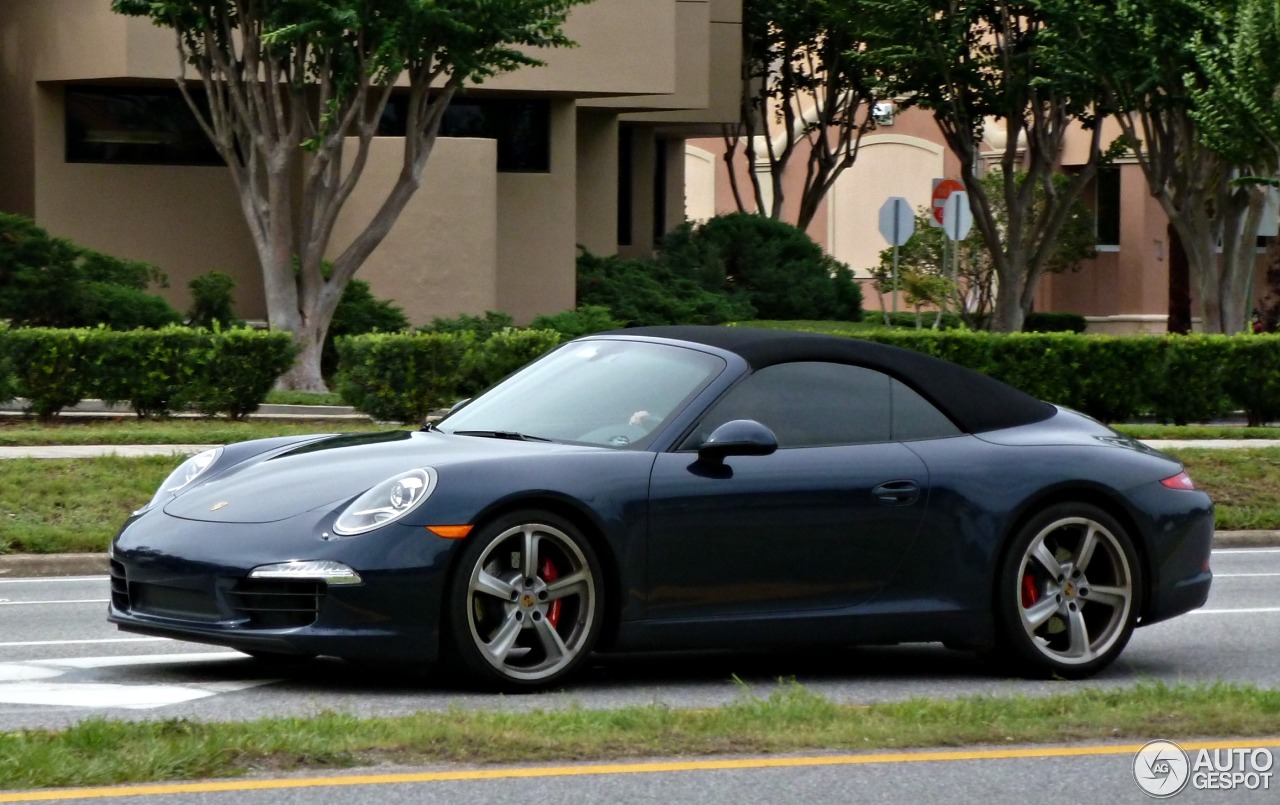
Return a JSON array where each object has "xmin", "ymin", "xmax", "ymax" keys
[
  {"xmin": 66, "ymin": 87, "xmax": 222, "ymax": 166},
  {"xmin": 685, "ymin": 362, "xmax": 962, "ymax": 449},
  {"xmin": 891, "ymin": 380, "xmax": 961, "ymax": 440},
  {"xmin": 379, "ymin": 96, "xmax": 550, "ymax": 173},
  {"xmin": 685, "ymin": 362, "xmax": 893, "ymax": 448}
]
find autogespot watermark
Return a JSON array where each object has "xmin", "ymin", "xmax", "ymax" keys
[{"xmin": 1133, "ymin": 740, "xmax": 1274, "ymax": 798}]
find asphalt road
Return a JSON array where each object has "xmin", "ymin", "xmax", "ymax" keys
[
  {"xmin": 0, "ymin": 549, "xmax": 1277, "ymax": 803},
  {"xmin": 0, "ymin": 547, "xmax": 1277, "ymax": 733}
]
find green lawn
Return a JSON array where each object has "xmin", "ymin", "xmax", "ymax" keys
[
  {"xmin": 0, "ymin": 418, "xmax": 397, "ymax": 446},
  {"xmin": 0, "ymin": 682, "xmax": 1276, "ymax": 790}
]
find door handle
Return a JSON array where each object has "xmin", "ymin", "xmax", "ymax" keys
[{"xmin": 872, "ymin": 480, "xmax": 920, "ymax": 506}]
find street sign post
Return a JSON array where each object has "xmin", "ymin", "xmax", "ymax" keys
[
  {"xmin": 878, "ymin": 196, "xmax": 915, "ymax": 318},
  {"xmin": 942, "ymin": 190, "xmax": 973, "ymax": 241}
]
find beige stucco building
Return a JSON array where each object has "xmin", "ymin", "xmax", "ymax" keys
[{"xmin": 0, "ymin": 0, "xmax": 742, "ymax": 325}]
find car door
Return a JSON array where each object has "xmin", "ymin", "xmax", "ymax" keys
[{"xmin": 644, "ymin": 362, "xmax": 952, "ymax": 622}]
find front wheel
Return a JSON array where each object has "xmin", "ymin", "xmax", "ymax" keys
[
  {"xmin": 445, "ymin": 511, "xmax": 604, "ymax": 690},
  {"xmin": 995, "ymin": 503, "xmax": 1142, "ymax": 679}
]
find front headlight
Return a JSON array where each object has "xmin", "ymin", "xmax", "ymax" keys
[
  {"xmin": 333, "ymin": 468, "xmax": 437, "ymax": 535},
  {"xmin": 134, "ymin": 447, "xmax": 224, "ymax": 514}
]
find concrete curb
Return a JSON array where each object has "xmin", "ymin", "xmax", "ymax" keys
[{"xmin": 3, "ymin": 531, "xmax": 1276, "ymax": 578}]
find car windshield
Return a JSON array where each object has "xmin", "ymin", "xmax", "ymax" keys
[{"xmin": 438, "ymin": 338, "xmax": 726, "ymax": 448}]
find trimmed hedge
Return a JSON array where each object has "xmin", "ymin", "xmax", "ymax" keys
[
  {"xmin": 0, "ymin": 327, "xmax": 296, "ymax": 420},
  {"xmin": 831, "ymin": 329, "xmax": 1280, "ymax": 424},
  {"xmin": 336, "ymin": 329, "xmax": 564, "ymax": 423}
]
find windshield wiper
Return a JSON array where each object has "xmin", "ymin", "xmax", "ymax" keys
[{"xmin": 449, "ymin": 430, "xmax": 553, "ymax": 442}]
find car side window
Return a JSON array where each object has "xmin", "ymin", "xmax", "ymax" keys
[
  {"xmin": 891, "ymin": 379, "xmax": 962, "ymax": 441},
  {"xmin": 683, "ymin": 362, "xmax": 893, "ymax": 449}
]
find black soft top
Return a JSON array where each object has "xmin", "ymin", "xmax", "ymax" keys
[{"xmin": 601, "ymin": 326, "xmax": 1054, "ymax": 435}]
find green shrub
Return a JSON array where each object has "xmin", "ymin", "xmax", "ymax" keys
[
  {"xmin": 336, "ymin": 332, "xmax": 473, "ymax": 422},
  {"xmin": 182, "ymin": 329, "xmax": 298, "ymax": 419},
  {"xmin": 323, "ymin": 279, "xmax": 410, "ymax": 379},
  {"xmin": 658, "ymin": 213, "xmax": 863, "ymax": 321},
  {"xmin": 1220, "ymin": 335, "xmax": 1280, "ymax": 426},
  {"xmin": 1023, "ymin": 312, "xmax": 1088, "ymax": 333},
  {"xmin": 577, "ymin": 250, "xmax": 755, "ymax": 326},
  {"xmin": 187, "ymin": 271, "xmax": 240, "ymax": 328},
  {"xmin": 0, "ymin": 213, "xmax": 182, "ymax": 329},
  {"xmin": 420, "ymin": 310, "xmax": 516, "ymax": 339},
  {"xmin": 458, "ymin": 328, "xmax": 563, "ymax": 397},
  {"xmin": 79, "ymin": 282, "xmax": 183, "ymax": 329},
  {"xmin": 86, "ymin": 327, "xmax": 203, "ymax": 418},
  {"xmin": 1151, "ymin": 336, "xmax": 1231, "ymax": 425},
  {"xmin": 0, "ymin": 324, "xmax": 17, "ymax": 405},
  {"xmin": 527, "ymin": 306, "xmax": 620, "ymax": 339},
  {"xmin": 3, "ymin": 328, "xmax": 93, "ymax": 420}
]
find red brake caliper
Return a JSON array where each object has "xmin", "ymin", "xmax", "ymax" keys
[
  {"xmin": 1021, "ymin": 574, "xmax": 1040, "ymax": 609},
  {"xmin": 540, "ymin": 558, "xmax": 562, "ymax": 627}
]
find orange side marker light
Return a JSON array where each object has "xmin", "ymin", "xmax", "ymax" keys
[{"xmin": 426, "ymin": 525, "xmax": 473, "ymax": 539}]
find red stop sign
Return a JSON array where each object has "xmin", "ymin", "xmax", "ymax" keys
[{"xmin": 931, "ymin": 179, "xmax": 964, "ymax": 225}]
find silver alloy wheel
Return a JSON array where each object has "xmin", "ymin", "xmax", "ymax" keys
[
  {"xmin": 464, "ymin": 521, "xmax": 597, "ymax": 683},
  {"xmin": 1016, "ymin": 516, "xmax": 1134, "ymax": 667}
]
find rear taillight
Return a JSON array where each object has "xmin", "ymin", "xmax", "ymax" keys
[{"xmin": 1161, "ymin": 471, "xmax": 1196, "ymax": 490}]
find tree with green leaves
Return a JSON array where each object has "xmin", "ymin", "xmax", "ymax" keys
[
  {"xmin": 871, "ymin": 171, "xmax": 1095, "ymax": 329},
  {"xmin": 112, "ymin": 0, "xmax": 587, "ymax": 390},
  {"xmin": 1191, "ymin": 0, "xmax": 1280, "ymax": 332},
  {"xmin": 861, "ymin": 0, "xmax": 1116, "ymax": 331},
  {"xmin": 723, "ymin": 0, "xmax": 882, "ymax": 229},
  {"xmin": 1065, "ymin": 0, "xmax": 1267, "ymax": 334}
]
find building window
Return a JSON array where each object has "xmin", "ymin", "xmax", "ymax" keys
[
  {"xmin": 1095, "ymin": 166, "xmax": 1121, "ymax": 249},
  {"xmin": 379, "ymin": 96, "xmax": 551, "ymax": 173},
  {"xmin": 67, "ymin": 87, "xmax": 550, "ymax": 173},
  {"xmin": 65, "ymin": 86, "xmax": 223, "ymax": 166}
]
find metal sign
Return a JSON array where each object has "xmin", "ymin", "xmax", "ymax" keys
[
  {"xmin": 878, "ymin": 196, "xmax": 915, "ymax": 246},
  {"xmin": 930, "ymin": 178, "xmax": 964, "ymax": 227},
  {"xmin": 943, "ymin": 191, "xmax": 973, "ymax": 241}
]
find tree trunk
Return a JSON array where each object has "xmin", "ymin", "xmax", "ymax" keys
[
  {"xmin": 990, "ymin": 271, "xmax": 1027, "ymax": 332},
  {"xmin": 1167, "ymin": 224, "xmax": 1191, "ymax": 334}
]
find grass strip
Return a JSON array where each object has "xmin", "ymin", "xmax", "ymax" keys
[
  {"xmin": 0, "ymin": 681, "xmax": 1276, "ymax": 790},
  {"xmin": 0, "ymin": 419, "xmax": 392, "ymax": 446},
  {"xmin": 263, "ymin": 391, "xmax": 347, "ymax": 406},
  {"xmin": 1166, "ymin": 447, "xmax": 1280, "ymax": 531}
]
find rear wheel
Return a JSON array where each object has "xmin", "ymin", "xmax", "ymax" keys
[
  {"xmin": 995, "ymin": 503, "xmax": 1141, "ymax": 679},
  {"xmin": 445, "ymin": 510, "xmax": 604, "ymax": 690}
]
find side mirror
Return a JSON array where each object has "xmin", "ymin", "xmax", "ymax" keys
[{"xmin": 697, "ymin": 419, "xmax": 778, "ymax": 465}]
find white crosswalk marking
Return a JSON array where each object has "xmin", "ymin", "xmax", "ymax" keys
[{"xmin": 0, "ymin": 652, "xmax": 275, "ymax": 709}]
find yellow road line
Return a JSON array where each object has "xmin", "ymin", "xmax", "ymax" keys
[{"xmin": 3, "ymin": 739, "xmax": 1278, "ymax": 802}]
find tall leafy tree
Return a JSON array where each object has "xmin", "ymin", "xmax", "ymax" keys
[
  {"xmin": 723, "ymin": 0, "xmax": 881, "ymax": 229},
  {"xmin": 1190, "ymin": 0, "xmax": 1280, "ymax": 331},
  {"xmin": 861, "ymin": 0, "xmax": 1114, "ymax": 331},
  {"xmin": 1068, "ymin": 0, "xmax": 1266, "ymax": 334},
  {"xmin": 112, "ymin": 0, "xmax": 586, "ymax": 390}
]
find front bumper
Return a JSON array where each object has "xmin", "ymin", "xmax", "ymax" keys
[{"xmin": 108, "ymin": 508, "xmax": 457, "ymax": 662}]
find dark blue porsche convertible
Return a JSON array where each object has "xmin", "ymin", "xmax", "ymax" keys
[{"xmin": 108, "ymin": 327, "xmax": 1213, "ymax": 689}]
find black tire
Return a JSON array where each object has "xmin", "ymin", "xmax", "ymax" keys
[
  {"xmin": 444, "ymin": 510, "xmax": 604, "ymax": 690},
  {"xmin": 994, "ymin": 502, "xmax": 1142, "ymax": 679}
]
